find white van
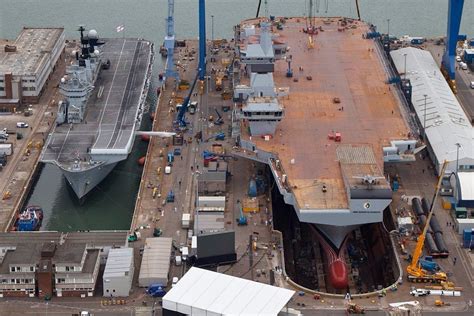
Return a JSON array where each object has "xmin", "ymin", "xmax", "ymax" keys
[
  {"xmin": 460, "ymin": 62, "xmax": 468, "ymax": 70},
  {"xmin": 165, "ymin": 165, "xmax": 171, "ymax": 174},
  {"xmin": 470, "ymin": 81, "xmax": 474, "ymax": 89}
]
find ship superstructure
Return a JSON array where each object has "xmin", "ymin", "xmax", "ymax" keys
[
  {"xmin": 234, "ymin": 17, "xmax": 411, "ymax": 289},
  {"xmin": 41, "ymin": 27, "xmax": 154, "ymax": 199}
]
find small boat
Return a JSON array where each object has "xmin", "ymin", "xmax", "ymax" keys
[{"xmin": 15, "ymin": 206, "xmax": 43, "ymax": 231}]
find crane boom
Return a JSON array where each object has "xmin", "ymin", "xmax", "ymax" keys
[
  {"xmin": 177, "ymin": 72, "xmax": 200, "ymax": 128},
  {"xmin": 355, "ymin": 0, "xmax": 361, "ymax": 21},
  {"xmin": 407, "ymin": 160, "xmax": 448, "ymax": 280}
]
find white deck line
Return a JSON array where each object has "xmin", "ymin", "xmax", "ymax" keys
[
  {"xmin": 104, "ymin": 42, "xmax": 137, "ymax": 149},
  {"xmin": 112, "ymin": 45, "xmax": 141, "ymax": 149},
  {"xmin": 56, "ymin": 124, "xmax": 72, "ymax": 162},
  {"xmin": 93, "ymin": 39, "xmax": 127, "ymax": 149}
]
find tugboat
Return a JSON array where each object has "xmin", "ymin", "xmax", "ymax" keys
[{"xmin": 14, "ymin": 206, "xmax": 43, "ymax": 231}]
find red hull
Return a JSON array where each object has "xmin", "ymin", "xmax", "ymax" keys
[
  {"xmin": 310, "ymin": 225, "xmax": 349, "ymax": 290},
  {"xmin": 328, "ymin": 259, "xmax": 349, "ymax": 289}
]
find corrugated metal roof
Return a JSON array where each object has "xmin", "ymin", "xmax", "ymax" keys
[
  {"xmin": 162, "ymin": 267, "xmax": 294, "ymax": 315},
  {"xmin": 103, "ymin": 248, "xmax": 133, "ymax": 278},
  {"xmin": 138, "ymin": 238, "xmax": 172, "ymax": 285},
  {"xmin": 458, "ymin": 172, "xmax": 474, "ymax": 201},
  {"xmin": 390, "ymin": 47, "xmax": 474, "ymax": 172}
]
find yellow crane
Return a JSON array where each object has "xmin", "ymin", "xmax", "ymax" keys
[{"xmin": 407, "ymin": 160, "xmax": 448, "ymax": 283}]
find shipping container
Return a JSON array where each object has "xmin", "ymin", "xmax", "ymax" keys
[
  {"xmin": 455, "ymin": 207, "xmax": 468, "ymax": 219},
  {"xmin": 182, "ymin": 213, "xmax": 191, "ymax": 229},
  {"xmin": 463, "ymin": 229, "xmax": 473, "ymax": 249},
  {"xmin": 464, "ymin": 49, "xmax": 474, "ymax": 63}
]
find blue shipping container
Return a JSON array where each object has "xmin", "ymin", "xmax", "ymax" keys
[
  {"xmin": 463, "ymin": 229, "xmax": 474, "ymax": 249},
  {"xmin": 464, "ymin": 50, "xmax": 474, "ymax": 63}
]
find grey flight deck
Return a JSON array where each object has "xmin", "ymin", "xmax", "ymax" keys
[{"xmin": 42, "ymin": 38, "xmax": 151, "ymax": 164}]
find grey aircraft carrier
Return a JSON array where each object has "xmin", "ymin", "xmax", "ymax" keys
[{"xmin": 41, "ymin": 29, "xmax": 154, "ymax": 199}]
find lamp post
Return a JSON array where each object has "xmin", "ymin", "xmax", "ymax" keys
[
  {"xmin": 387, "ymin": 18, "xmax": 390, "ymax": 38},
  {"xmin": 423, "ymin": 94, "xmax": 428, "ymax": 139},
  {"xmin": 403, "ymin": 53, "xmax": 407, "ymax": 80},
  {"xmin": 211, "ymin": 15, "xmax": 214, "ymax": 43},
  {"xmin": 455, "ymin": 142, "xmax": 461, "ymax": 174},
  {"xmin": 454, "ymin": 142, "xmax": 461, "ymax": 204}
]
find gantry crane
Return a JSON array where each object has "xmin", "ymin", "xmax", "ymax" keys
[
  {"xmin": 441, "ymin": 0, "xmax": 465, "ymax": 92},
  {"xmin": 407, "ymin": 161, "xmax": 449, "ymax": 283}
]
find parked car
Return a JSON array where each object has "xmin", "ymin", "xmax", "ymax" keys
[
  {"xmin": 456, "ymin": 56, "xmax": 462, "ymax": 62},
  {"xmin": 470, "ymin": 81, "xmax": 474, "ymax": 89},
  {"xmin": 16, "ymin": 122, "xmax": 28, "ymax": 128}
]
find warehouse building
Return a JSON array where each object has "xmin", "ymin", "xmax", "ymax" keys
[
  {"xmin": 138, "ymin": 237, "xmax": 172, "ymax": 287},
  {"xmin": 0, "ymin": 27, "xmax": 65, "ymax": 111},
  {"xmin": 391, "ymin": 47, "xmax": 474, "ymax": 175},
  {"xmin": 103, "ymin": 248, "xmax": 134, "ymax": 297},
  {"xmin": 163, "ymin": 267, "xmax": 295, "ymax": 315}
]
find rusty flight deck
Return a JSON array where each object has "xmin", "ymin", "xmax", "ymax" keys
[{"xmin": 239, "ymin": 18, "xmax": 409, "ymax": 212}]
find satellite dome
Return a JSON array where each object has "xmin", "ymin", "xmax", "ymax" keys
[
  {"xmin": 88, "ymin": 29, "xmax": 98, "ymax": 39},
  {"xmin": 61, "ymin": 77, "xmax": 66, "ymax": 83},
  {"xmin": 71, "ymin": 50, "xmax": 77, "ymax": 57},
  {"xmin": 94, "ymin": 49, "xmax": 100, "ymax": 55}
]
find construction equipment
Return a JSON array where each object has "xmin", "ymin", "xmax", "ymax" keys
[
  {"xmin": 347, "ymin": 303, "xmax": 365, "ymax": 314},
  {"xmin": 354, "ymin": 0, "xmax": 361, "ymax": 21},
  {"xmin": 215, "ymin": 73, "xmax": 224, "ymax": 91},
  {"xmin": 237, "ymin": 200, "xmax": 248, "ymax": 226},
  {"xmin": 204, "ymin": 132, "xmax": 225, "ymax": 142},
  {"xmin": 435, "ymin": 300, "xmax": 451, "ymax": 307},
  {"xmin": 406, "ymin": 160, "xmax": 449, "ymax": 283},
  {"xmin": 176, "ymin": 72, "xmax": 200, "ymax": 129},
  {"xmin": 214, "ymin": 109, "xmax": 224, "ymax": 125},
  {"xmin": 166, "ymin": 190, "xmax": 175, "ymax": 203},
  {"xmin": 128, "ymin": 231, "xmax": 141, "ymax": 242}
]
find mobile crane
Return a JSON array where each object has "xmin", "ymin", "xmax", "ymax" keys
[
  {"xmin": 175, "ymin": 72, "xmax": 200, "ymax": 129},
  {"xmin": 406, "ymin": 160, "xmax": 448, "ymax": 283}
]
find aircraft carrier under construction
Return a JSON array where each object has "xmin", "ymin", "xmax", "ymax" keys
[
  {"xmin": 233, "ymin": 16, "xmax": 413, "ymax": 291},
  {"xmin": 41, "ymin": 28, "xmax": 154, "ymax": 199}
]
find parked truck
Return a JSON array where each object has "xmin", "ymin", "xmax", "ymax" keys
[{"xmin": 0, "ymin": 143, "xmax": 13, "ymax": 156}]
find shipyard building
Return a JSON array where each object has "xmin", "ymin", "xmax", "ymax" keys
[
  {"xmin": 0, "ymin": 27, "xmax": 65, "ymax": 111},
  {"xmin": 0, "ymin": 231, "xmax": 127, "ymax": 298}
]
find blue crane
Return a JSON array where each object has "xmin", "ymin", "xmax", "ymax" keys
[
  {"xmin": 176, "ymin": 0, "xmax": 206, "ymax": 128},
  {"xmin": 164, "ymin": 0, "xmax": 179, "ymax": 82},
  {"xmin": 198, "ymin": 0, "xmax": 206, "ymax": 80},
  {"xmin": 176, "ymin": 72, "xmax": 200, "ymax": 128},
  {"xmin": 442, "ymin": 0, "xmax": 464, "ymax": 81}
]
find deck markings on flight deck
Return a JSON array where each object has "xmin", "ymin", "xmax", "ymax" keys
[
  {"xmin": 106, "ymin": 41, "xmax": 138, "ymax": 149},
  {"xmin": 112, "ymin": 41, "xmax": 143, "ymax": 149},
  {"xmin": 93, "ymin": 39, "xmax": 127, "ymax": 148}
]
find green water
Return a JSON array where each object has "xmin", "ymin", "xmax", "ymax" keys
[{"xmin": 1, "ymin": 0, "xmax": 473, "ymax": 231}]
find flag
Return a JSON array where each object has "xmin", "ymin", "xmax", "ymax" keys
[{"xmin": 116, "ymin": 25, "xmax": 125, "ymax": 33}]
